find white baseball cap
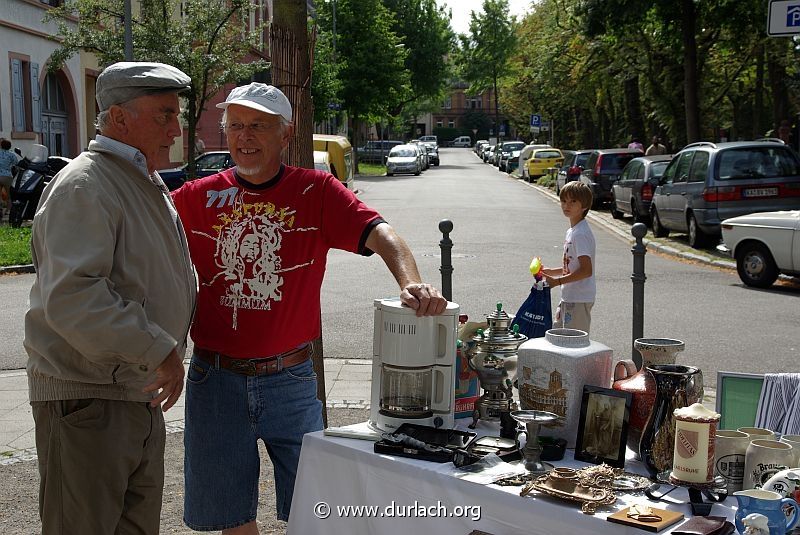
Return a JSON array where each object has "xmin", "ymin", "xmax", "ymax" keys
[{"xmin": 217, "ymin": 82, "xmax": 292, "ymax": 122}]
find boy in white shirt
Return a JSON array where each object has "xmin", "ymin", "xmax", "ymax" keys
[{"xmin": 542, "ymin": 181, "xmax": 596, "ymax": 333}]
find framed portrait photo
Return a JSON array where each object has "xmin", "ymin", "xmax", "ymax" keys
[{"xmin": 574, "ymin": 386, "xmax": 632, "ymax": 468}]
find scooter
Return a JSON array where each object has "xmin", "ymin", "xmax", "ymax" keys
[{"xmin": 9, "ymin": 144, "xmax": 70, "ymax": 228}]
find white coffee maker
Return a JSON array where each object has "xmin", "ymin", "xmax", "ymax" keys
[{"xmin": 369, "ymin": 298, "xmax": 459, "ymax": 432}]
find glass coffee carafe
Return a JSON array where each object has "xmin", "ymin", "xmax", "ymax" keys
[{"xmin": 380, "ymin": 364, "xmax": 434, "ymax": 419}]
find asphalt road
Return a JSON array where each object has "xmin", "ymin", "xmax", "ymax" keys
[{"xmin": 2, "ymin": 148, "xmax": 799, "ymax": 384}]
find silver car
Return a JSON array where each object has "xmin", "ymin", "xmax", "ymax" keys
[
  {"xmin": 651, "ymin": 141, "xmax": 800, "ymax": 248},
  {"xmin": 385, "ymin": 145, "xmax": 422, "ymax": 176}
]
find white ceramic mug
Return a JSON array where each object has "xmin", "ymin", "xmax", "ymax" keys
[
  {"xmin": 779, "ymin": 435, "xmax": 800, "ymax": 467},
  {"xmin": 715, "ymin": 430, "xmax": 750, "ymax": 493},
  {"xmin": 738, "ymin": 427, "xmax": 777, "ymax": 442},
  {"xmin": 743, "ymin": 439, "xmax": 796, "ymax": 490}
]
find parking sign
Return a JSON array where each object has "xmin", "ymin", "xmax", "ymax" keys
[
  {"xmin": 768, "ymin": 1, "xmax": 800, "ymax": 35},
  {"xmin": 530, "ymin": 114, "xmax": 541, "ymax": 128}
]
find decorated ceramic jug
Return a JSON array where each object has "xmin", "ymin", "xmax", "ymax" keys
[
  {"xmin": 734, "ymin": 489, "xmax": 799, "ymax": 535},
  {"xmin": 612, "ymin": 338, "xmax": 686, "ymax": 454}
]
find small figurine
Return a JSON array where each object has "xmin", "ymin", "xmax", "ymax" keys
[{"xmin": 742, "ymin": 513, "xmax": 770, "ymax": 535}]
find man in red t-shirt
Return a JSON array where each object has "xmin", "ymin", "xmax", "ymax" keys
[{"xmin": 173, "ymin": 82, "xmax": 446, "ymax": 533}]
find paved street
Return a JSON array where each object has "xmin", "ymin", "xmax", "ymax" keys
[{"xmin": 2, "ymin": 147, "xmax": 799, "ymax": 379}]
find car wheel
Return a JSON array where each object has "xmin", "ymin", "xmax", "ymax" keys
[
  {"xmin": 687, "ymin": 213, "xmax": 708, "ymax": 248},
  {"xmin": 610, "ymin": 195, "xmax": 624, "ymax": 219},
  {"xmin": 386, "ymin": 172, "xmax": 393, "ymax": 176},
  {"xmin": 651, "ymin": 208, "xmax": 669, "ymax": 238},
  {"xmin": 736, "ymin": 242, "xmax": 779, "ymax": 288},
  {"xmin": 414, "ymin": 169, "xmax": 421, "ymax": 176}
]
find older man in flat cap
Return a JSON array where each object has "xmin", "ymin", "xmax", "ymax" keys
[
  {"xmin": 25, "ymin": 61, "xmax": 197, "ymax": 534},
  {"xmin": 172, "ymin": 82, "xmax": 446, "ymax": 533}
]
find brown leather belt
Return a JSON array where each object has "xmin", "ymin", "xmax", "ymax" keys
[{"xmin": 194, "ymin": 345, "xmax": 311, "ymax": 376}]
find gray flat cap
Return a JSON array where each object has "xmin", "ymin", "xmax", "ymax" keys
[{"xmin": 96, "ymin": 62, "xmax": 191, "ymax": 111}]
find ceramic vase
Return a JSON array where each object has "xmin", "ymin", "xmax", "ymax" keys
[
  {"xmin": 612, "ymin": 338, "xmax": 686, "ymax": 454},
  {"xmin": 516, "ymin": 329, "xmax": 613, "ymax": 448},
  {"xmin": 639, "ymin": 364, "xmax": 703, "ymax": 478}
]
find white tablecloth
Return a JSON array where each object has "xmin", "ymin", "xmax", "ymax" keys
[{"xmin": 287, "ymin": 421, "xmax": 738, "ymax": 535}]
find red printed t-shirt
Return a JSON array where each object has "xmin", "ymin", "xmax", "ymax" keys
[{"xmin": 172, "ymin": 165, "xmax": 382, "ymax": 358}]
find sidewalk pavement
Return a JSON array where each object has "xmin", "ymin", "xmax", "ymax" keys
[{"xmin": 0, "ymin": 358, "xmax": 373, "ymax": 465}]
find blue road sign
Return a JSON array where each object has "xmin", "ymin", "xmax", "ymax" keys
[
  {"xmin": 530, "ymin": 114, "xmax": 541, "ymax": 127},
  {"xmin": 768, "ymin": 1, "xmax": 800, "ymax": 35},
  {"xmin": 788, "ymin": 4, "xmax": 800, "ymax": 26}
]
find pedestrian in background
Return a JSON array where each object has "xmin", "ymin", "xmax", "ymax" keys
[
  {"xmin": 172, "ymin": 82, "xmax": 446, "ymax": 533},
  {"xmin": 0, "ymin": 138, "xmax": 19, "ymax": 218},
  {"xmin": 24, "ymin": 62, "xmax": 196, "ymax": 535},
  {"xmin": 628, "ymin": 137, "xmax": 644, "ymax": 152},
  {"xmin": 541, "ymin": 181, "xmax": 596, "ymax": 334},
  {"xmin": 646, "ymin": 135, "xmax": 667, "ymax": 155}
]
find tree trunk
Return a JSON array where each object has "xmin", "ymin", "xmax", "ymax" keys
[
  {"xmin": 186, "ymin": 88, "xmax": 198, "ymax": 179},
  {"xmin": 624, "ymin": 76, "xmax": 645, "ymax": 144},
  {"xmin": 767, "ymin": 40, "xmax": 790, "ymax": 133},
  {"xmin": 754, "ymin": 43, "xmax": 764, "ymax": 138},
  {"xmin": 271, "ymin": 0, "xmax": 314, "ymax": 170},
  {"xmin": 681, "ymin": 0, "xmax": 701, "ymax": 143},
  {"xmin": 271, "ymin": 0, "xmax": 326, "ymax": 427},
  {"xmin": 493, "ymin": 77, "xmax": 501, "ymax": 143}
]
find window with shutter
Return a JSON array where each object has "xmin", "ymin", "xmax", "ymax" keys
[{"xmin": 11, "ymin": 59, "xmax": 26, "ymax": 132}]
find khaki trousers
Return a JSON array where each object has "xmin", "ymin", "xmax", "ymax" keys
[
  {"xmin": 31, "ymin": 399, "xmax": 166, "ymax": 535},
  {"xmin": 554, "ymin": 301, "xmax": 594, "ymax": 334}
]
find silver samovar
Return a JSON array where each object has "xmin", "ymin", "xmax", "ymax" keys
[{"xmin": 467, "ymin": 303, "xmax": 528, "ymax": 437}]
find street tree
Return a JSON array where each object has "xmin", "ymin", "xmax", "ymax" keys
[
  {"xmin": 459, "ymin": 0, "xmax": 517, "ymax": 142},
  {"xmin": 45, "ymin": 0, "xmax": 268, "ymax": 176},
  {"xmin": 317, "ymin": 0, "xmax": 409, "ymax": 165}
]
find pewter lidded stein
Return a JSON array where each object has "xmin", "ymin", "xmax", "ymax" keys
[{"xmin": 467, "ymin": 303, "xmax": 527, "ymax": 434}]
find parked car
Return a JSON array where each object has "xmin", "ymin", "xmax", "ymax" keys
[
  {"xmin": 519, "ymin": 144, "xmax": 552, "ymax": 179},
  {"xmin": 475, "ymin": 140, "xmax": 489, "ymax": 155},
  {"xmin": 651, "ymin": 140, "xmax": 800, "ymax": 248},
  {"xmin": 427, "ymin": 144, "xmax": 440, "ymax": 166},
  {"xmin": 718, "ymin": 210, "xmax": 800, "ymax": 287},
  {"xmin": 483, "ymin": 145, "xmax": 496, "ymax": 163},
  {"xmin": 385, "ymin": 145, "xmax": 422, "ymax": 176},
  {"xmin": 357, "ymin": 140, "xmax": 403, "ymax": 163},
  {"xmin": 452, "ymin": 135, "xmax": 472, "ymax": 148},
  {"xmin": 580, "ymin": 148, "xmax": 643, "ymax": 208},
  {"xmin": 524, "ymin": 148, "xmax": 564, "ymax": 182},
  {"xmin": 610, "ymin": 155, "xmax": 672, "ymax": 222},
  {"xmin": 313, "ymin": 134, "xmax": 355, "ymax": 190},
  {"xmin": 555, "ymin": 150, "xmax": 592, "ymax": 193},
  {"xmin": 411, "ymin": 141, "xmax": 430, "ymax": 169},
  {"xmin": 497, "ymin": 141, "xmax": 526, "ymax": 172},
  {"xmin": 419, "ymin": 135, "xmax": 438, "ymax": 146},
  {"xmin": 158, "ymin": 151, "xmax": 235, "ymax": 191}
]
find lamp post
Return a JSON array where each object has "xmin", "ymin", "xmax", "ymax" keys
[{"xmin": 123, "ymin": 0, "xmax": 133, "ymax": 60}]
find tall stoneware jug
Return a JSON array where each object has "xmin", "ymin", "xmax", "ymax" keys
[
  {"xmin": 613, "ymin": 338, "xmax": 685, "ymax": 455},
  {"xmin": 639, "ymin": 364, "xmax": 703, "ymax": 478},
  {"xmin": 516, "ymin": 328, "xmax": 613, "ymax": 448}
]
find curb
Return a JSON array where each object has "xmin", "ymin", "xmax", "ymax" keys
[{"xmin": 0, "ymin": 264, "xmax": 34, "ymax": 275}]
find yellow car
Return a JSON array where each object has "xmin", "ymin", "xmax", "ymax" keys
[{"xmin": 525, "ymin": 148, "xmax": 564, "ymax": 181}]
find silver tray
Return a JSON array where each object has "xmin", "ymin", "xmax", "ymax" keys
[{"xmin": 521, "ymin": 474, "xmax": 617, "ymax": 514}]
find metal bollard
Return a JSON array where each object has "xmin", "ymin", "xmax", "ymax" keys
[
  {"xmin": 631, "ymin": 223, "xmax": 647, "ymax": 368},
  {"xmin": 439, "ymin": 219, "xmax": 453, "ymax": 301}
]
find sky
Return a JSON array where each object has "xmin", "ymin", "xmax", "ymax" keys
[{"xmin": 436, "ymin": 0, "xmax": 532, "ymax": 36}]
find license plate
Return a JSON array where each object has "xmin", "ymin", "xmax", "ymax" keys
[{"xmin": 743, "ymin": 187, "xmax": 778, "ymax": 198}]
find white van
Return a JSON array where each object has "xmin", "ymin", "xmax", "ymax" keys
[{"xmin": 452, "ymin": 136, "xmax": 472, "ymax": 148}]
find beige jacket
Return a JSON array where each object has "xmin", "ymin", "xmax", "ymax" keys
[{"xmin": 25, "ymin": 141, "xmax": 196, "ymax": 402}]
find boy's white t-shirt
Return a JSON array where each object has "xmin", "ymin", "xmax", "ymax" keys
[{"xmin": 560, "ymin": 218, "xmax": 596, "ymax": 303}]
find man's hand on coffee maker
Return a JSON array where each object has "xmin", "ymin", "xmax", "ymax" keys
[{"xmin": 401, "ymin": 283, "xmax": 447, "ymax": 316}]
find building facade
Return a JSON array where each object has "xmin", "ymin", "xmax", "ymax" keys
[
  {"xmin": 1, "ymin": 0, "xmax": 87, "ymax": 159},
  {"xmin": 420, "ymin": 82, "xmax": 508, "ymax": 140}
]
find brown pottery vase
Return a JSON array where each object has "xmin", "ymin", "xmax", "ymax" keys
[{"xmin": 612, "ymin": 338, "xmax": 686, "ymax": 454}]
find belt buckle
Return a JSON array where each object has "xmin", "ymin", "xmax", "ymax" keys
[{"xmin": 230, "ymin": 359, "xmax": 257, "ymax": 376}]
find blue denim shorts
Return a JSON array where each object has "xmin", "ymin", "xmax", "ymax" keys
[{"xmin": 183, "ymin": 353, "xmax": 323, "ymax": 530}]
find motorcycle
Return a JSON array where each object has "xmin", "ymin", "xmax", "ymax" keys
[{"xmin": 9, "ymin": 144, "xmax": 70, "ymax": 228}]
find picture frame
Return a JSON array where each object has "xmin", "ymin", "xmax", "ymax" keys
[{"xmin": 574, "ymin": 386, "xmax": 632, "ymax": 468}]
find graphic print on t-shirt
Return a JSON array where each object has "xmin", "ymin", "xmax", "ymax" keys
[
  {"xmin": 194, "ymin": 186, "xmax": 315, "ymax": 329},
  {"xmin": 562, "ymin": 237, "xmax": 573, "ymax": 276}
]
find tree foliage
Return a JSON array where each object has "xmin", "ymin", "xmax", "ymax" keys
[
  {"xmin": 458, "ymin": 0, "xmax": 517, "ymax": 141},
  {"xmin": 45, "ymin": 0, "xmax": 268, "ymax": 173}
]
